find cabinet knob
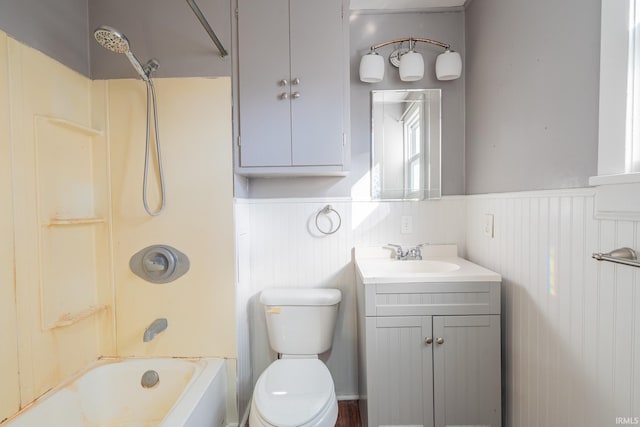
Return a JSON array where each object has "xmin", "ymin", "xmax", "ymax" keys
[
  {"xmin": 292, "ymin": 78, "xmax": 300, "ymax": 85},
  {"xmin": 279, "ymin": 92, "xmax": 289, "ymax": 100},
  {"xmin": 424, "ymin": 337, "xmax": 433, "ymax": 345},
  {"xmin": 436, "ymin": 337, "xmax": 444, "ymax": 344},
  {"xmin": 279, "ymin": 79, "xmax": 288, "ymax": 86},
  {"xmin": 292, "ymin": 92, "xmax": 301, "ymax": 99}
]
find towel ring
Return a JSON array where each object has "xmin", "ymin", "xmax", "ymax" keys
[{"xmin": 315, "ymin": 205, "xmax": 342, "ymax": 235}]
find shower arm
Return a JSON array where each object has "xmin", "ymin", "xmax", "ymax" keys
[{"xmin": 186, "ymin": 0, "xmax": 228, "ymax": 57}]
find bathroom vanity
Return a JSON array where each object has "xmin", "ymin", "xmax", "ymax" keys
[{"xmin": 355, "ymin": 245, "xmax": 501, "ymax": 427}]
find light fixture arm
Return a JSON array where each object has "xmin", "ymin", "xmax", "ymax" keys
[
  {"xmin": 369, "ymin": 37, "xmax": 450, "ymax": 52},
  {"xmin": 359, "ymin": 36, "xmax": 461, "ymax": 83}
]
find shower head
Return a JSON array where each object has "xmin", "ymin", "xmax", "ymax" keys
[
  {"xmin": 94, "ymin": 25, "xmax": 130, "ymax": 53},
  {"xmin": 93, "ymin": 25, "xmax": 150, "ymax": 81}
]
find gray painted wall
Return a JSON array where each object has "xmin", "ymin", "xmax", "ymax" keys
[
  {"xmin": 0, "ymin": 0, "xmax": 90, "ymax": 77},
  {"xmin": 0, "ymin": 0, "xmax": 231, "ymax": 79},
  {"xmin": 464, "ymin": 0, "xmax": 600, "ymax": 194},
  {"xmin": 89, "ymin": 0, "xmax": 231, "ymax": 79},
  {"xmin": 247, "ymin": 10, "xmax": 465, "ymax": 198}
]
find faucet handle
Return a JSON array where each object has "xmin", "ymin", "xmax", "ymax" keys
[
  {"xmin": 386, "ymin": 243, "xmax": 404, "ymax": 259},
  {"xmin": 412, "ymin": 247, "xmax": 423, "ymax": 260},
  {"xmin": 414, "ymin": 243, "xmax": 429, "ymax": 253}
]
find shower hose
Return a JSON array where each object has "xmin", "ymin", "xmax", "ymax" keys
[{"xmin": 143, "ymin": 78, "xmax": 166, "ymax": 216}]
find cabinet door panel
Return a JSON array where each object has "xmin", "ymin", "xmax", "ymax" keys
[
  {"xmin": 367, "ymin": 316, "xmax": 434, "ymax": 427},
  {"xmin": 289, "ymin": 0, "xmax": 344, "ymax": 166},
  {"xmin": 237, "ymin": 0, "xmax": 292, "ymax": 167},
  {"xmin": 433, "ymin": 315, "xmax": 501, "ymax": 427}
]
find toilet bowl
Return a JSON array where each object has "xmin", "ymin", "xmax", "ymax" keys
[
  {"xmin": 249, "ymin": 359, "xmax": 338, "ymax": 427},
  {"xmin": 250, "ymin": 288, "xmax": 342, "ymax": 427}
]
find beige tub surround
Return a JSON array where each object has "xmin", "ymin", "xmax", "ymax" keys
[
  {"xmin": 7, "ymin": 32, "xmax": 115, "ymax": 408},
  {"xmin": 107, "ymin": 77, "xmax": 236, "ymax": 359},
  {"xmin": 0, "ymin": 31, "xmax": 21, "ymax": 421}
]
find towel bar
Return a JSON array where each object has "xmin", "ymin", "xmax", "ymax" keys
[{"xmin": 592, "ymin": 247, "xmax": 640, "ymax": 268}]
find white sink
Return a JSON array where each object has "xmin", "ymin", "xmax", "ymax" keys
[
  {"xmin": 365, "ymin": 259, "xmax": 461, "ymax": 276},
  {"xmin": 355, "ymin": 245, "xmax": 501, "ymax": 284}
]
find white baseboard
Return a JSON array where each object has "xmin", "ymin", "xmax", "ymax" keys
[{"xmin": 337, "ymin": 395, "xmax": 360, "ymax": 401}]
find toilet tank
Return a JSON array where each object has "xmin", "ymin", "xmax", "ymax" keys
[{"xmin": 260, "ymin": 288, "xmax": 341, "ymax": 355}]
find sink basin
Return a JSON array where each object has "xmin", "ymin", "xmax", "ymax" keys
[
  {"xmin": 369, "ymin": 260, "xmax": 461, "ymax": 276},
  {"xmin": 355, "ymin": 245, "xmax": 501, "ymax": 284}
]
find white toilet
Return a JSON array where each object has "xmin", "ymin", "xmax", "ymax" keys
[{"xmin": 250, "ymin": 288, "xmax": 342, "ymax": 427}]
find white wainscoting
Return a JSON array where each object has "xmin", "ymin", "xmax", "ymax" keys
[
  {"xmin": 234, "ymin": 201, "xmax": 252, "ymax": 426},
  {"xmin": 466, "ymin": 188, "xmax": 640, "ymax": 427},
  {"xmin": 234, "ymin": 197, "xmax": 467, "ymax": 399},
  {"xmin": 236, "ymin": 188, "xmax": 640, "ymax": 426}
]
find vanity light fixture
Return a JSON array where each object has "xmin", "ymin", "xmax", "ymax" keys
[{"xmin": 359, "ymin": 37, "xmax": 462, "ymax": 83}]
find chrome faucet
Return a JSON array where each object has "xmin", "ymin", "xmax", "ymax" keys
[
  {"xmin": 143, "ymin": 318, "xmax": 168, "ymax": 342},
  {"xmin": 387, "ymin": 243, "xmax": 426, "ymax": 260}
]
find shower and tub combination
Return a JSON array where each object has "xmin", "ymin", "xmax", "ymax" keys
[
  {"xmin": 1, "ymin": 5, "xmax": 234, "ymax": 426},
  {"xmin": 1, "ymin": 24, "xmax": 237, "ymax": 427},
  {"xmin": 2, "ymin": 8, "xmax": 236, "ymax": 426}
]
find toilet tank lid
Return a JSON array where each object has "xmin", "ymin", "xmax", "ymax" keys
[{"xmin": 260, "ymin": 288, "xmax": 341, "ymax": 306}]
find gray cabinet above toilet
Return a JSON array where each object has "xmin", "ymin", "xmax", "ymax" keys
[{"xmin": 235, "ymin": 0, "xmax": 349, "ymax": 176}]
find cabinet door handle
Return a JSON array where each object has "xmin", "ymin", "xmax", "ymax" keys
[
  {"xmin": 424, "ymin": 337, "xmax": 433, "ymax": 345},
  {"xmin": 436, "ymin": 337, "xmax": 444, "ymax": 344},
  {"xmin": 292, "ymin": 92, "xmax": 301, "ymax": 99},
  {"xmin": 279, "ymin": 79, "xmax": 288, "ymax": 86},
  {"xmin": 292, "ymin": 78, "xmax": 300, "ymax": 85},
  {"xmin": 279, "ymin": 92, "xmax": 289, "ymax": 100}
]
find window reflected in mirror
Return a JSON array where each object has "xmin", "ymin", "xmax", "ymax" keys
[{"xmin": 371, "ymin": 89, "xmax": 441, "ymax": 200}]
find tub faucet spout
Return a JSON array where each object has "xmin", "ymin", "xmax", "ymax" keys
[{"xmin": 143, "ymin": 318, "xmax": 168, "ymax": 342}]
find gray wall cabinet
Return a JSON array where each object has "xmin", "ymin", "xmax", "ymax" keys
[
  {"xmin": 357, "ymin": 279, "xmax": 502, "ymax": 427},
  {"xmin": 236, "ymin": 0, "xmax": 348, "ymax": 175}
]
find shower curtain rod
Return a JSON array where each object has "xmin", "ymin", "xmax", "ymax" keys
[{"xmin": 186, "ymin": 0, "xmax": 228, "ymax": 57}]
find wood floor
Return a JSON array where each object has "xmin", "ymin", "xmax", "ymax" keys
[{"xmin": 335, "ymin": 400, "xmax": 361, "ymax": 427}]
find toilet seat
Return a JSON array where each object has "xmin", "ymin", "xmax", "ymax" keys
[{"xmin": 252, "ymin": 359, "xmax": 337, "ymax": 427}]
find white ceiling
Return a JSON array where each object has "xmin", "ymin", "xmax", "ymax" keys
[{"xmin": 350, "ymin": 0, "xmax": 467, "ymax": 10}]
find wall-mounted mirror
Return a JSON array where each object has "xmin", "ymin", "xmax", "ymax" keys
[{"xmin": 371, "ymin": 89, "xmax": 441, "ymax": 200}]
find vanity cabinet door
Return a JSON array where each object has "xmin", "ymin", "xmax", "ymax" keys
[
  {"xmin": 432, "ymin": 315, "xmax": 502, "ymax": 427},
  {"xmin": 366, "ymin": 316, "xmax": 434, "ymax": 427}
]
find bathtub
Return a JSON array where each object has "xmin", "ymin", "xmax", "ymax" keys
[{"xmin": 3, "ymin": 357, "xmax": 227, "ymax": 427}]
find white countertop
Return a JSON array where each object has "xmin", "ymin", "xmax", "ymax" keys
[{"xmin": 355, "ymin": 245, "xmax": 502, "ymax": 284}]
